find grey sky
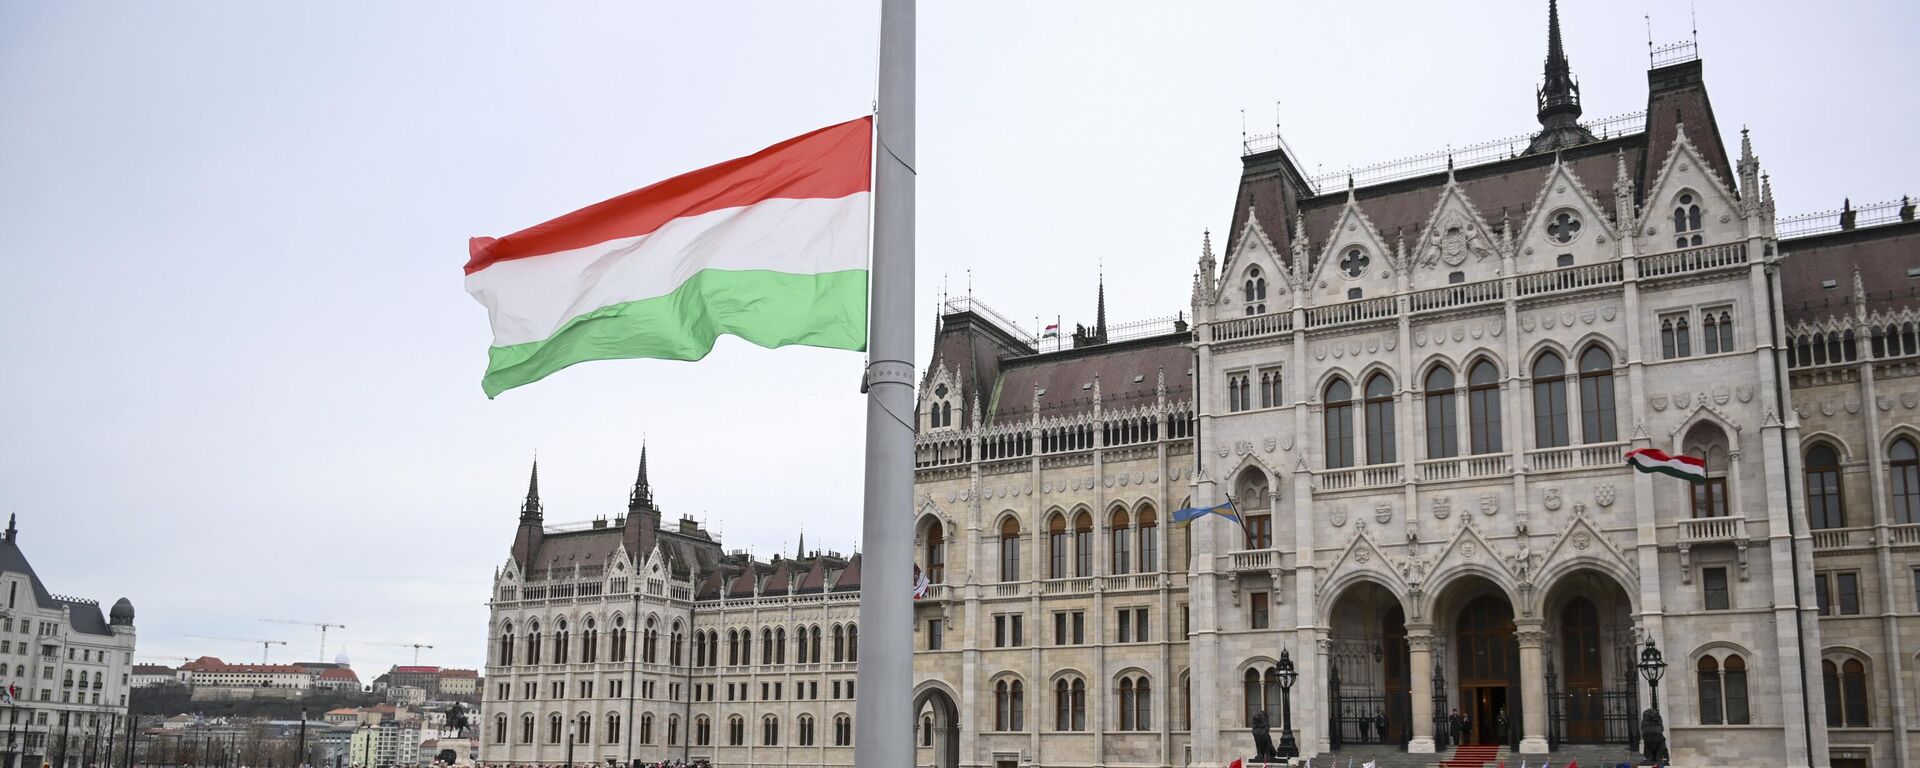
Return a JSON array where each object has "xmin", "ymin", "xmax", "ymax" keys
[{"xmin": 2, "ymin": 1, "xmax": 1912, "ymax": 677}]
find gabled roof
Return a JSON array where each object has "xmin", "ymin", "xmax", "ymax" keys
[{"xmin": 830, "ymin": 553, "xmax": 862, "ymax": 592}]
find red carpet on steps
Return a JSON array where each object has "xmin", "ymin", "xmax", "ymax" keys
[{"xmin": 1439, "ymin": 745, "xmax": 1504, "ymax": 768}]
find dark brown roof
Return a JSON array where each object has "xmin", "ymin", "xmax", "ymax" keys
[
  {"xmin": 1779, "ymin": 220, "xmax": 1920, "ymax": 324},
  {"xmin": 989, "ymin": 334, "xmax": 1193, "ymax": 423},
  {"xmin": 831, "ymin": 553, "xmax": 862, "ymax": 592}
]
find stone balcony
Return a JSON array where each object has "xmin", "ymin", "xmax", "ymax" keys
[
  {"xmin": 1228, "ymin": 548, "xmax": 1282, "ymax": 572},
  {"xmin": 1318, "ymin": 464, "xmax": 1403, "ymax": 491},
  {"xmin": 1679, "ymin": 514, "xmax": 1748, "ymax": 545},
  {"xmin": 1525, "ymin": 441, "xmax": 1627, "ymax": 473},
  {"xmin": 1417, "ymin": 454, "xmax": 1512, "ymax": 482}
]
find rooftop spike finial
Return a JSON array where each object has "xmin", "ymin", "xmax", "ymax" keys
[
  {"xmin": 1095, "ymin": 269, "xmax": 1107, "ymax": 338},
  {"xmin": 521, "ymin": 457, "xmax": 543, "ymax": 519},
  {"xmin": 1528, "ymin": 0, "xmax": 1595, "ymax": 154},
  {"xmin": 630, "ymin": 441, "xmax": 654, "ymax": 509}
]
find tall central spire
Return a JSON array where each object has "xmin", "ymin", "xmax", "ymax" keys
[
  {"xmin": 630, "ymin": 442, "xmax": 655, "ymax": 509},
  {"xmin": 1527, "ymin": 0, "xmax": 1596, "ymax": 154},
  {"xmin": 520, "ymin": 459, "xmax": 543, "ymax": 521}
]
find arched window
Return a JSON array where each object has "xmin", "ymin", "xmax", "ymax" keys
[
  {"xmin": 847, "ymin": 624, "xmax": 858, "ymax": 661},
  {"xmin": 1697, "ymin": 654, "xmax": 1750, "ymax": 725},
  {"xmin": 527, "ymin": 621, "xmax": 542, "ymax": 665},
  {"xmin": 727, "ymin": 629, "xmax": 740, "ymax": 666},
  {"xmin": 999, "ymin": 517, "xmax": 1022, "ymax": 582},
  {"xmin": 695, "ymin": 715, "xmax": 712, "ymax": 747},
  {"xmin": 1053, "ymin": 678, "xmax": 1086, "ymax": 731},
  {"xmin": 1703, "ymin": 311, "xmax": 1734, "ymax": 354},
  {"xmin": 796, "ymin": 623, "xmax": 810, "ymax": 663},
  {"xmin": 1047, "ymin": 513, "xmax": 1068, "ymax": 579},
  {"xmin": 493, "ymin": 714, "xmax": 507, "ymax": 744},
  {"xmin": 1424, "ymin": 366, "xmax": 1458, "ymax": 459},
  {"xmin": 693, "ymin": 625, "xmax": 707, "ymax": 667},
  {"xmin": 641, "ymin": 617, "xmax": 656, "ymax": 663},
  {"xmin": 1118, "ymin": 677, "xmax": 1137, "ymax": 731},
  {"xmin": 581, "ymin": 617, "xmax": 598, "ymax": 664},
  {"xmin": 832, "ymin": 625, "xmax": 845, "ymax": 662},
  {"xmin": 1578, "ymin": 346, "xmax": 1617, "ymax": 443},
  {"xmin": 1891, "ymin": 438, "xmax": 1920, "ymax": 525},
  {"xmin": 1532, "ymin": 352, "xmax": 1569, "ymax": 448},
  {"xmin": 775, "ymin": 627, "xmax": 787, "ymax": 664},
  {"xmin": 670, "ymin": 621, "xmax": 683, "ymax": 665},
  {"xmin": 610, "ymin": 615, "xmax": 627, "ymax": 663},
  {"xmin": 709, "ymin": 630, "xmax": 720, "ymax": 667},
  {"xmin": 577, "ymin": 712, "xmax": 592, "ymax": 744},
  {"xmin": 498, "ymin": 623, "xmax": 515, "ymax": 666},
  {"xmin": 1244, "ymin": 267, "xmax": 1267, "ymax": 315},
  {"xmin": 1137, "ymin": 505, "xmax": 1158, "ymax": 572},
  {"xmin": 797, "ymin": 714, "xmax": 815, "ymax": 746},
  {"xmin": 1110, "ymin": 509, "xmax": 1131, "ymax": 575},
  {"xmin": 727, "ymin": 715, "xmax": 744, "ymax": 747},
  {"xmin": 1074, "ymin": 511, "xmax": 1094, "ymax": 577},
  {"xmin": 668, "ymin": 714, "xmax": 680, "ymax": 746},
  {"xmin": 835, "ymin": 714, "xmax": 853, "ymax": 746},
  {"xmin": 1363, "ymin": 373, "xmax": 1396, "ymax": 464},
  {"xmin": 1823, "ymin": 658, "xmax": 1872, "ymax": 727},
  {"xmin": 923, "ymin": 519, "xmax": 946, "ymax": 583},
  {"xmin": 762, "ymin": 714, "xmax": 780, "ymax": 746},
  {"xmin": 547, "ymin": 713, "xmax": 563, "ymax": 744},
  {"xmin": 761, "ymin": 628, "xmax": 775, "ymax": 667},
  {"xmin": 1324, "ymin": 379, "xmax": 1355, "ymax": 469},
  {"xmin": 520, "ymin": 714, "xmax": 535, "ymax": 744},
  {"xmin": 554, "ymin": 619, "xmax": 570, "ymax": 664},
  {"xmin": 1673, "ymin": 193, "xmax": 1703, "ymax": 248},
  {"xmin": 994, "ymin": 679, "xmax": 1024, "ymax": 731},
  {"xmin": 1243, "ymin": 668, "xmax": 1265, "ymax": 726},
  {"xmin": 1466, "ymin": 360, "xmax": 1502, "ymax": 454},
  {"xmin": 1118, "ymin": 675, "xmax": 1152, "ymax": 731},
  {"xmin": 610, "ymin": 713, "xmax": 624, "ymax": 745},
  {"xmin": 1805, "ymin": 443, "xmax": 1846, "ymax": 529}
]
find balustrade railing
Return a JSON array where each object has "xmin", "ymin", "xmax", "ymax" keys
[
  {"xmin": 1811, "ymin": 527, "xmax": 1863, "ymax": 550},
  {"xmin": 1105, "ymin": 573, "xmax": 1159, "ymax": 592},
  {"xmin": 1636, "ymin": 241, "xmax": 1747, "ymax": 278},
  {"xmin": 1891, "ymin": 524, "xmax": 1920, "ymax": 546},
  {"xmin": 1212, "ymin": 312, "xmax": 1294, "ymax": 342},
  {"xmin": 1526, "ymin": 441, "xmax": 1626, "ymax": 472},
  {"xmin": 1515, "ymin": 261, "xmax": 1624, "ymax": 297},
  {"xmin": 1319, "ymin": 464, "xmax": 1403, "ymax": 491},
  {"xmin": 1306, "ymin": 296, "xmax": 1398, "ymax": 329},
  {"xmin": 1041, "ymin": 578, "xmax": 1094, "ymax": 596},
  {"xmin": 1410, "ymin": 278, "xmax": 1505, "ymax": 313},
  {"xmin": 1679, "ymin": 515, "xmax": 1748, "ymax": 544},
  {"xmin": 1417, "ymin": 454, "xmax": 1511, "ymax": 482},
  {"xmin": 1229, "ymin": 549, "xmax": 1280, "ymax": 571},
  {"xmin": 994, "ymin": 583, "xmax": 1024, "ymax": 598}
]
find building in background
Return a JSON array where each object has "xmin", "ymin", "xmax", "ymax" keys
[
  {"xmin": 131, "ymin": 664, "xmax": 176, "ymax": 689},
  {"xmin": 0, "ymin": 515, "xmax": 137, "ymax": 768},
  {"xmin": 175, "ymin": 657, "xmax": 314, "ymax": 691},
  {"xmin": 315, "ymin": 667, "xmax": 363, "ymax": 692}
]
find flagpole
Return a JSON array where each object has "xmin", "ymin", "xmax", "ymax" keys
[{"xmin": 856, "ymin": 1, "xmax": 915, "ymax": 767}]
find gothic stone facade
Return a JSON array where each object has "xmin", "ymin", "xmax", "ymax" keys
[
  {"xmin": 908, "ymin": 21, "xmax": 1917, "ymax": 768},
  {"xmin": 480, "ymin": 458, "xmax": 866, "ymax": 768}
]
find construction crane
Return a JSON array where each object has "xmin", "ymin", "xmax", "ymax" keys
[
  {"xmin": 186, "ymin": 635, "xmax": 289, "ymax": 663},
  {"xmin": 261, "ymin": 618, "xmax": 346, "ymax": 660},
  {"xmin": 368, "ymin": 641, "xmax": 435, "ymax": 665}
]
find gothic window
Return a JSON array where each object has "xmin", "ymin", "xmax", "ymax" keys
[
  {"xmin": 1823, "ymin": 658, "xmax": 1870, "ymax": 727},
  {"xmin": 695, "ymin": 715, "xmax": 711, "ymax": 747},
  {"xmin": 1424, "ymin": 366, "xmax": 1458, "ymax": 459},
  {"xmin": 1110, "ymin": 509, "xmax": 1131, "ymax": 575},
  {"xmin": 1138, "ymin": 505, "xmax": 1158, "ymax": 572},
  {"xmin": 554, "ymin": 619, "xmax": 570, "ymax": 664},
  {"xmin": 1055, "ymin": 678, "xmax": 1087, "ymax": 731},
  {"xmin": 610, "ymin": 616, "xmax": 627, "ymax": 663},
  {"xmin": 1324, "ymin": 378, "xmax": 1355, "ymax": 469},
  {"xmin": 1548, "ymin": 210, "xmax": 1582, "ymax": 244},
  {"xmin": 1892, "ymin": 438, "xmax": 1920, "ymax": 525},
  {"xmin": 727, "ymin": 715, "xmax": 744, "ymax": 747},
  {"xmin": 493, "ymin": 714, "xmax": 507, "ymax": 744},
  {"xmin": 1244, "ymin": 267, "xmax": 1267, "ymax": 315},
  {"xmin": 1703, "ymin": 309, "xmax": 1734, "ymax": 354},
  {"xmin": 547, "ymin": 714, "xmax": 563, "ymax": 744},
  {"xmin": 581, "ymin": 618, "xmax": 597, "ymax": 664},
  {"xmin": 577, "ymin": 712, "xmax": 592, "ymax": 744},
  {"xmin": 1117, "ymin": 675, "xmax": 1152, "ymax": 731},
  {"xmin": 1467, "ymin": 360, "xmax": 1503, "ymax": 454},
  {"xmin": 923, "ymin": 518, "xmax": 946, "ymax": 583},
  {"xmin": 520, "ymin": 714, "xmax": 535, "ymax": 744},
  {"xmin": 1578, "ymin": 346, "xmax": 1617, "ymax": 443},
  {"xmin": 670, "ymin": 621, "xmax": 683, "ymax": 665},
  {"xmin": 1074, "ymin": 511, "xmax": 1094, "ymax": 577},
  {"xmin": 1237, "ymin": 470, "xmax": 1271, "ymax": 550},
  {"xmin": 848, "ymin": 623, "xmax": 858, "ymax": 661},
  {"xmin": 642, "ymin": 617, "xmax": 656, "ymax": 663},
  {"xmin": 809, "ymin": 625, "xmax": 822, "ymax": 663},
  {"xmin": 1806, "ymin": 443, "xmax": 1846, "ymax": 529},
  {"xmin": 761, "ymin": 628, "xmax": 774, "ymax": 667},
  {"xmin": 1260, "ymin": 369, "xmax": 1283, "ymax": 408},
  {"xmin": 999, "ymin": 517, "xmax": 1022, "ymax": 582},
  {"xmin": 834, "ymin": 714, "xmax": 852, "ymax": 746},
  {"xmin": 761, "ymin": 715, "xmax": 779, "ymax": 746},
  {"xmin": 832, "ymin": 625, "xmax": 845, "ymax": 662},
  {"xmin": 526, "ymin": 621, "xmax": 541, "ymax": 665},
  {"xmin": 1363, "ymin": 373, "xmax": 1396, "ymax": 465},
  {"xmin": 774, "ymin": 627, "xmax": 786, "ymax": 664},
  {"xmin": 797, "ymin": 714, "xmax": 815, "ymax": 746},
  {"xmin": 1340, "ymin": 247, "xmax": 1370, "ymax": 278},
  {"xmin": 1697, "ymin": 654, "xmax": 1750, "ymax": 725},
  {"xmin": 1532, "ymin": 352, "xmax": 1569, "ymax": 448},
  {"xmin": 1673, "ymin": 193, "xmax": 1704, "ymax": 248},
  {"xmin": 693, "ymin": 630, "xmax": 705, "ymax": 668},
  {"xmin": 1660, "ymin": 313, "xmax": 1691, "ymax": 359},
  {"xmin": 498, "ymin": 623, "xmax": 515, "ymax": 666},
  {"xmin": 994, "ymin": 679, "xmax": 1024, "ymax": 731},
  {"xmin": 1047, "ymin": 513, "xmax": 1067, "ymax": 579},
  {"xmin": 1228, "ymin": 373, "xmax": 1251, "ymax": 412},
  {"xmin": 668, "ymin": 714, "xmax": 680, "ymax": 746}
]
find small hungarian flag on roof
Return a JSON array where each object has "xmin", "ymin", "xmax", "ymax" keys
[
  {"xmin": 466, "ymin": 117, "xmax": 873, "ymax": 397},
  {"xmin": 1625, "ymin": 448, "xmax": 1707, "ymax": 483}
]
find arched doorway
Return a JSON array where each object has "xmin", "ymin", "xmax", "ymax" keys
[
  {"xmin": 913, "ymin": 685, "xmax": 961, "ymax": 768},
  {"xmin": 1432, "ymin": 575, "xmax": 1518, "ymax": 748},
  {"xmin": 1541, "ymin": 567, "xmax": 1638, "ymax": 748},
  {"xmin": 1325, "ymin": 580, "xmax": 1412, "ymax": 748}
]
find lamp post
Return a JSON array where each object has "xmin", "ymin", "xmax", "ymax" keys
[
  {"xmin": 1638, "ymin": 637, "xmax": 1669, "ymax": 766},
  {"xmin": 1637, "ymin": 638, "xmax": 1667, "ymax": 711},
  {"xmin": 564, "ymin": 722, "xmax": 575, "ymax": 768},
  {"xmin": 1276, "ymin": 648, "xmax": 1299, "ymax": 758}
]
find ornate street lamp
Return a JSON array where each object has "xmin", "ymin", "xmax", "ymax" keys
[
  {"xmin": 1276, "ymin": 649, "xmax": 1300, "ymax": 758},
  {"xmin": 1637, "ymin": 638, "xmax": 1667, "ymax": 710}
]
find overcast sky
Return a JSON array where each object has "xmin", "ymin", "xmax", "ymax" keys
[{"xmin": 2, "ymin": 1, "xmax": 1912, "ymax": 678}]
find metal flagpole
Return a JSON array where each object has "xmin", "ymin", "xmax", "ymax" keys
[{"xmin": 855, "ymin": 0, "xmax": 914, "ymax": 766}]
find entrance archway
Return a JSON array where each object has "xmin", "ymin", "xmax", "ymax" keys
[
  {"xmin": 913, "ymin": 684, "xmax": 961, "ymax": 768},
  {"xmin": 1325, "ymin": 579, "xmax": 1412, "ymax": 748},
  {"xmin": 1431, "ymin": 575, "xmax": 1518, "ymax": 749},
  {"xmin": 1540, "ymin": 567, "xmax": 1638, "ymax": 748}
]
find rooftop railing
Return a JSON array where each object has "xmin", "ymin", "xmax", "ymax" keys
[
  {"xmin": 1777, "ymin": 199, "xmax": 1913, "ymax": 238},
  {"xmin": 1258, "ymin": 111, "xmax": 1645, "ymax": 190}
]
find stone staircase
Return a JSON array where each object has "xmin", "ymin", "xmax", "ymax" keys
[{"xmin": 1311, "ymin": 743, "xmax": 1644, "ymax": 768}]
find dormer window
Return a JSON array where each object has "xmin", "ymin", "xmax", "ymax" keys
[
  {"xmin": 1548, "ymin": 211, "xmax": 1582, "ymax": 244},
  {"xmin": 1340, "ymin": 248, "xmax": 1370, "ymax": 278},
  {"xmin": 1673, "ymin": 193, "xmax": 1703, "ymax": 248}
]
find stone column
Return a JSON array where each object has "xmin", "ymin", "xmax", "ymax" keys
[
  {"xmin": 1406, "ymin": 625, "xmax": 1436, "ymax": 753},
  {"xmin": 1515, "ymin": 622, "xmax": 1549, "ymax": 753}
]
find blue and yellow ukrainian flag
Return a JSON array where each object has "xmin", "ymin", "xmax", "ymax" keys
[{"xmin": 1172, "ymin": 501, "xmax": 1239, "ymax": 525}]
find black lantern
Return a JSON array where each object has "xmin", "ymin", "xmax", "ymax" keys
[
  {"xmin": 1276, "ymin": 649, "xmax": 1300, "ymax": 757},
  {"xmin": 1637, "ymin": 638, "xmax": 1667, "ymax": 709}
]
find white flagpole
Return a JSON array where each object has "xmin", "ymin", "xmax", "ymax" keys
[{"xmin": 855, "ymin": 1, "xmax": 915, "ymax": 767}]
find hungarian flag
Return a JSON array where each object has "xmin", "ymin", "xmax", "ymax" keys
[
  {"xmin": 1624, "ymin": 447, "xmax": 1707, "ymax": 483},
  {"xmin": 913, "ymin": 564, "xmax": 931, "ymax": 600},
  {"xmin": 466, "ymin": 117, "xmax": 873, "ymax": 397}
]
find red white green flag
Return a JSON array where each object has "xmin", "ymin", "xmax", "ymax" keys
[
  {"xmin": 465, "ymin": 117, "xmax": 873, "ymax": 397},
  {"xmin": 1624, "ymin": 447, "xmax": 1707, "ymax": 483}
]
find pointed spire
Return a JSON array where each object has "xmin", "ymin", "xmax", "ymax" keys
[
  {"xmin": 1528, "ymin": 0, "xmax": 1594, "ymax": 154},
  {"xmin": 797, "ymin": 526, "xmax": 806, "ymax": 559},
  {"xmin": 1095, "ymin": 269, "xmax": 1107, "ymax": 339},
  {"xmin": 3, "ymin": 514, "xmax": 14, "ymax": 545},
  {"xmin": 630, "ymin": 443, "xmax": 654, "ymax": 509},
  {"xmin": 521, "ymin": 459, "xmax": 543, "ymax": 520}
]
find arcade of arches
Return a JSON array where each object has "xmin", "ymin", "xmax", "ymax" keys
[{"xmin": 1321, "ymin": 570, "xmax": 1637, "ymax": 753}]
